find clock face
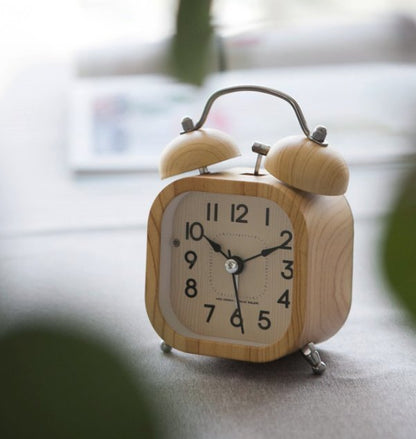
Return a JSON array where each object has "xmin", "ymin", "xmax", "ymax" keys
[{"xmin": 159, "ymin": 191, "xmax": 294, "ymax": 346}]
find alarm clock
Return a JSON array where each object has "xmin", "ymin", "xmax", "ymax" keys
[{"xmin": 145, "ymin": 86, "xmax": 353, "ymax": 374}]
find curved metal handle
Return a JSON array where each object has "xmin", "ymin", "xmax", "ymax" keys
[{"xmin": 181, "ymin": 85, "xmax": 326, "ymax": 145}]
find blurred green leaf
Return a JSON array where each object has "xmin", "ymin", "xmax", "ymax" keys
[
  {"xmin": 383, "ymin": 166, "xmax": 416, "ymax": 321},
  {"xmin": 0, "ymin": 325, "xmax": 160, "ymax": 439},
  {"xmin": 171, "ymin": 0, "xmax": 213, "ymax": 85}
]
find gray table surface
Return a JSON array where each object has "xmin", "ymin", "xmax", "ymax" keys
[{"xmin": 0, "ymin": 62, "xmax": 415, "ymax": 438}]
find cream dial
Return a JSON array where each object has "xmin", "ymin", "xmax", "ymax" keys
[{"xmin": 159, "ymin": 191, "xmax": 294, "ymax": 346}]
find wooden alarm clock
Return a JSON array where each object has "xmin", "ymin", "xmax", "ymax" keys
[{"xmin": 145, "ymin": 86, "xmax": 353, "ymax": 374}]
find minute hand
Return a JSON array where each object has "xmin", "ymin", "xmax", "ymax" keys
[{"xmin": 243, "ymin": 244, "xmax": 284, "ymax": 263}]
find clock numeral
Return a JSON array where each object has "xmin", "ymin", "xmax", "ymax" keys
[
  {"xmin": 206, "ymin": 203, "xmax": 218, "ymax": 221},
  {"xmin": 279, "ymin": 230, "xmax": 293, "ymax": 250},
  {"xmin": 184, "ymin": 278, "xmax": 198, "ymax": 298},
  {"xmin": 184, "ymin": 251, "xmax": 197, "ymax": 269},
  {"xmin": 281, "ymin": 260, "xmax": 294, "ymax": 279},
  {"xmin": 265, "ymin": 207, "xmax": 270, "ymax": 226},
  {"xmin": 277, "ymin": 289, "xmax": 291, "ymax": 309},
  {"xmin": 258, "ymin": 310, "xmax": 271, "ymax": 330},
  {"xmin": 204, "ymin": 304, "xmax": 216, "ymax": 323},
  {"xmin": 185, "ymin": 222, "xmax": 204, "ymax": 241},
  {"xmin": 231, "ymin": 204, "xmax": 248, "ymax": 223},
  {"xmin": 230, "ymin": 308, "xmax": 244, "ymax": 331}
]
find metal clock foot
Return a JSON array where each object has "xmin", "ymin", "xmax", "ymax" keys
[
  {"xmin": 300, "ymin": 342, "xmax": 326, "ymax": 375},
  {"xmin": 160, "ymin": 340, "xmax": 172, "ymax": 353}
]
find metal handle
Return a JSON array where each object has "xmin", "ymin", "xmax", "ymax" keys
[{"xmin": 181, "ymin": 85, "xmax": 327, "ymax": 145}]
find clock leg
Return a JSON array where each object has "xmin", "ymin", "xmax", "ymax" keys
[
  {"xmin": 300, "ymin": 342, "xmax": 326, "ymax": 375},
  {"xmin": 160, "ymin": 340, "xmax": 173, "ymax": 354}
]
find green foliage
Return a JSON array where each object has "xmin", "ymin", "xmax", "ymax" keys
[
  {"xmin": 171, "ymin": 0, "xmax": 213, "ymax": 85},
  {"xmin": 383, "ymin": 167, "xmax": 416, "ymax": 321},
  {"xmin": 0, "ymin": 325, "xmax": 159, "ymax": 439}
]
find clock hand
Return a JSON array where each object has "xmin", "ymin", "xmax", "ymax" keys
[
  {"xmin": 203, "ymin": 235, "xmax": 228, "ymax": 259},
  {"xmin": 231, "ymin": 273, "xmax": 244, "ymax": 334},
  {"xmin": 227, "ymin": 249, "xmax": 244, "ymax": 334},
  {"xmin": 243, "ymin": 244, "xmax": 283, "ymax": 263}
]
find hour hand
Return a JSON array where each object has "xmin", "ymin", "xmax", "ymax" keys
[{"xmin": 203, "ymin": 235, "xmax": 228, "ymax": 259}]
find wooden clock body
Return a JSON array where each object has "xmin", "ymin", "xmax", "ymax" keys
[{"xmin": 145, "ymin": 170, "xmax": 353, "ymax": 363}]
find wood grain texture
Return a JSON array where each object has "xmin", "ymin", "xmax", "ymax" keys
[
  {"xmin": 145, "ymin": 170, "xmax": 353, "ymax": 362},
  {"xmin": 300, "ymin": 194, "xmax": 354, "ymax": 346},
  {"xmin": 159, "ymin": 128, "xmax": 241, "ymax": 179},
  {"xmin": 264, "ymin": 135, "xmax": 349, "ymax": 195}
]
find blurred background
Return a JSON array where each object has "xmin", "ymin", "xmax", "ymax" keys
[
  {"xmin": 0, "ymin": 0, "xmax": 415, "ymax": 228},
  {"xmin": 1, "ymin": 1, "xmax": 416, "ymax": 438}
]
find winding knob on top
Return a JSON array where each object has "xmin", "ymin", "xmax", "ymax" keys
[{"xmin": 264, "ymin": 135, "xmax": 349, "ymax": 195}]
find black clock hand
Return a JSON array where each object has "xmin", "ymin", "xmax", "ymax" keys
[
  {"xmin": 203, "ymin": 235, "xmax": 228, "ymax": 259},
  {"xmin": 243, "ymin": 244, "xmax": 283, "ymax": 263},
  {"xmin": 227, "ymin": 250, "xmax": 244, "ymax": 334},
  {"xmin": 231, "ymin": 273, "xmax": 244, "ymax": 334}
]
